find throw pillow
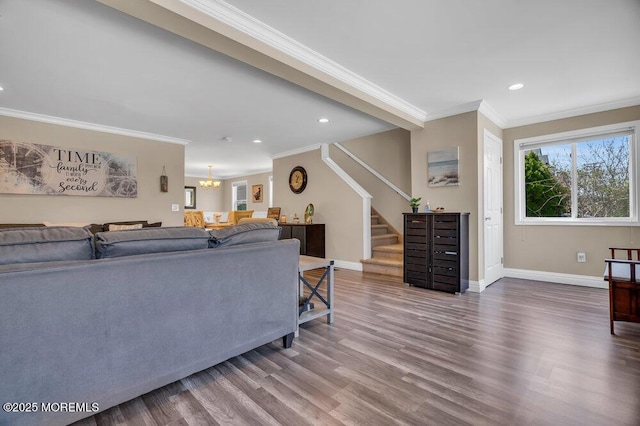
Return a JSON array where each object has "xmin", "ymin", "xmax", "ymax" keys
[
  {"xmin": 108, "ymin": 223, "xmax": 143, "ymax": 231},
  {"xmin": 102, "ymin": 221, "xmax": 149, "ymax": 232}
]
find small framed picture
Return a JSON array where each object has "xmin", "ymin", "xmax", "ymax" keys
[
  {"xmin": 184, "ymin": 186, "xmax": 196, "ymax": 209},
  {"xmin": 252, "ymin": 184, "xmax": 263, "ymax": 203}
]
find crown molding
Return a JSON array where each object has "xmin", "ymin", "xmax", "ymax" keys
[
  {"xmin": 423, "ymin": 100, "xmax": 483, "ymax": 123},
  {"xmin": 185, "ymin": 167, "xmax": 272, "ymax": 180},
  {"xmin": 271, "ymin": 143, "xmax": 321, "ymax": 160},
  {"xmin": 421, "ymin": 99, "xmax": 508, "ymax": 128},
  {"xmin": 425, "ymin": 99, "xmax": 507, "ymax": 128},
  {"xmin": 478, "ymin": 100, "xmax": 508, "ymax": 128},
  {"xmin": 0, "ymin": 107, "xmax": 190, "ymax": 145},
  {"xmin": 218, "ymin": 167, "xmax": 273, "ymax": 180},
  {"xmin": 170, "ymin": 0, "xmax": 427, "ymax": 123},
  {"xmin": 504, "ymin": 96, "xmax": 640, "ymax": 129}
]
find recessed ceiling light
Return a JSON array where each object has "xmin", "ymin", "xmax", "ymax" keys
[
  {"xmin": 0, "ymin": 86, "xmax": 4, "ymax": 91},
  {"xmin": 318, "ymin": 118, "xmax": 329, "ymax": 123},
  {"xmin": 253, "ymin": 139, "xmax": 262, "ymax": 144},
  {"xmin": 508, "ymin": 83, "xmax": 524, "ymax": 91}
]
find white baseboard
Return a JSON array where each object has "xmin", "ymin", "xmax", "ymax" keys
[
  {"xmin": 467, "ymin": 279, "xmax": 485, "ymax": 293},
  {"xmin": 333, "ymin": 260, "xmax": 363, "ymax": 271},
  {"xmin": 504, "ymin": 268, "xmax": 607, "ymax": 289}
]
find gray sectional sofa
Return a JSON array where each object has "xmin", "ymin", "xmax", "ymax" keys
[{"xmin": 0, "ymin": 225, "xmax": 299, "ymax": 426}]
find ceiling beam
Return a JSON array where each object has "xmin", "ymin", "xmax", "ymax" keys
[{"xmin": 98, "ymin": 0, "xmax": 425, "ymax": 130}]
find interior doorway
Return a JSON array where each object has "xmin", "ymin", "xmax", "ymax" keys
[{"xmin": 483, "ymin": 130, "xmax": 504, "ymax": 286}]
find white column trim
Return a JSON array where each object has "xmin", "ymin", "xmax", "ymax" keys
[
  {"xmin": 333, "ymin": 260, "xmax": 364, "ymax": 271},
  {"xmin": 468, "ymin": 280, "xmax": 486, "ymax": 293}
]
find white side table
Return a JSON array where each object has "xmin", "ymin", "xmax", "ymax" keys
[{"xmin": 297, "ymin": 255, "xmax": 334, "ymax": 332}]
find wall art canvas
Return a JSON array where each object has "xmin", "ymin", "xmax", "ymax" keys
[
  {"xmin": 428, "ymin": 146, "xmax": 460, "ymax": 187},
  {"xmin": 0, "ymin": 139, "xmax": 137, "ymax": 197}
]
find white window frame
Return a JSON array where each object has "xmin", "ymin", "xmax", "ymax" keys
[
  {"xmin": 514, "ymin": 120, "xmax": 639, "ymax": 226},
  {"xmin": 268, "ymin": 175, "xmax": 273, "ymax": 207},
  {"xmin": 232, "ymin": 180, "xmax": 248, "ymax": 211}
]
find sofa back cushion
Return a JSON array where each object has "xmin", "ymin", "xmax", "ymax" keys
[
  {"xmin": 209, "ymin": 222, "xmax": 281, "ymax": 248},
  {"xmin": 0, "ymin": 226, "xmax": 95, "ymax": 265},
  {"xmin": 95, "ymin": 227, "xmax": 210, "ymax": 258}
]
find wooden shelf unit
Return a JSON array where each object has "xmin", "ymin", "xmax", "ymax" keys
[
  {"xmin": 403, "ymin": 212, "xmax": 469, "ymax": 294},
  {"xmin": 279, "ymin": 223, "xmax": 325, "ymax": 258}
]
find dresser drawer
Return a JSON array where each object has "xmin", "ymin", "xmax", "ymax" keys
[
  {"xmin": 433, "ymin": 217, "xmax": 458, "ymax": 231},
  {"xmin": 405, "ymin": 274, "xmax": 428, "ymax": 288},
  {"xmin": 432, "ymin": 280, "xmax": 456, "ymax": 293},
  {"xmin": 405, "ymin": 249, "xmax": 428, "ymax": 261},
  {"xmin": 433, "ymin": 264, "xmax": 458, "ymax": 278},
  {"xmin": 406, "ymin": 263, "xmax": 428, "ymax": 274},
  {"xmin": 433, "ymin": 243, "xmax": 458, "ymax": 252},
  {"xmin": 406, "ymin": 227, "xmax": 427, "ymax": 237},
  {"xmin": 433, "ymin": 251, "xmax": 458, "ymax": 261}
]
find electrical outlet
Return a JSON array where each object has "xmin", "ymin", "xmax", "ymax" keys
[
  {"xmin": 577, "ymin": 251, "xmax": 586, "ymax": 263},
  {"xmin": 171, "ymin": 204, "xmax": 179, "ymax": 212}
]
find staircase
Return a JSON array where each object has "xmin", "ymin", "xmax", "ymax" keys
[{"xmin": 361, "ymin": 209, "xmax": 403, "ymax": 277}]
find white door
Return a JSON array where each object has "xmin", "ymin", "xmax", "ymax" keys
[{"xmin": 483, "ymin": 130, "xmax": 504, "ymax": 286}]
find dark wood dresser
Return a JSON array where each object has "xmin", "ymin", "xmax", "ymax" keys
[
  {"xmin": 403, "ymin": 212, "xmax": 469, "ymax": 294},
  {"xmin": 279, "ymin": 223, "xmax": 325, "ymax": 258}
]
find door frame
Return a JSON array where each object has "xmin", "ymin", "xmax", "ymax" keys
[{"xmin": 482, "ymin": 129, "xmax": 504, "ymax": 289}]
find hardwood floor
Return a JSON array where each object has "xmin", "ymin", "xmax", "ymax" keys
[{"xmin": 75, "ymin": 270, "xmax": 640, "ymax": 426}]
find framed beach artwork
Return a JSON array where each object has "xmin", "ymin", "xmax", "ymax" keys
[{"xmin": 428, "ymin": 147, "xmax": 460, "ymax": 187}]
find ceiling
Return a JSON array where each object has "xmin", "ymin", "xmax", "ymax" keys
[{"xmin": 1, "ymin": 0, "xmax": 639, "ymax": 179}]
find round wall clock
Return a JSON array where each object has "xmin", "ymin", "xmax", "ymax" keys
[{"xmin": 289, "ymin": 166, "xmax": 307, "ymax": 194}]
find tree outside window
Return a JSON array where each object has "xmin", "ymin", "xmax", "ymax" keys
[{"xmin": 518, "ymin": 125, "xmax": 635, "ymax": 224}]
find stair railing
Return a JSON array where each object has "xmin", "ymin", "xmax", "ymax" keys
[{"xmin": 334, "ymin": 143, "xmax": 411, "ymax": 201}]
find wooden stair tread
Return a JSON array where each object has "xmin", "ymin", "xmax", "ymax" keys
[
  {"xmin": 373, "ymin": 244, "xmax": 403, "ymax": 253},
  {"xmin": 361, "ymin": 258, "xmax": 403, "ymax": 266},
  {"xmin": 367, "ymin": 208, "xmax": 402, "ymax": 276},
  {"xmin": 371, "ymin": 234, "xmax": 398, "ymax": 240}
]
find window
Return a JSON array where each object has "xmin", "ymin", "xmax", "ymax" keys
[
  {"xmin": 232, "ymin": 181, "xmax": 247, "ymax": 211},
  {"xmin": 515, "ymin": 121, "xmax": 638, "ymax": 225}
]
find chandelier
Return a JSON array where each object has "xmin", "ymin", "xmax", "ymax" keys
[{"xmin": 199, "ymin": 165, "xmax": 221, "ymax": 189}]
